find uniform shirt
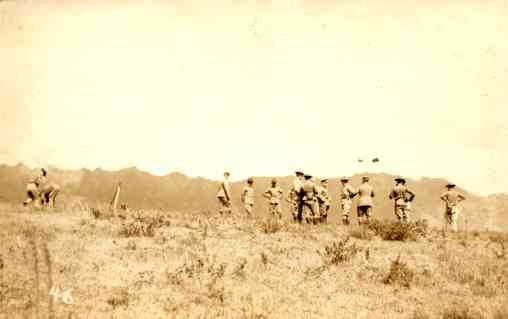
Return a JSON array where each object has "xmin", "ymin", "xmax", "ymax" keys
[
  {"xmin": 217, "ymin": 179, "xmax": 231, "ymax": 199},
  {"xmin": 29, "ymin": 175, "xmax": 45, "ymax": 187},
  {"xmin": 241, "ymin": 185, "xmax": 255, "ymax": 204},
  {"xmin": 357, "ymin": 183, "xmax": 374, "ymax": 207},
  {"xmin": 263, "ymin": 187, "xmax": 283, "ymax": 204},
  {"xmin": 288, "ymin": 177, "xmax": 304, "ymax": 201},
  {"xmin": 389, "ymin": 184, "xmax": 415, "ymax": 205},
  {"xmin": 440, "ymin": 190, "xmax": 465, "ymax": 208},
  {"xmin": 292, "ymin": 178, "xmax": 303, "ymax": 193},
  {"xmin": 302, "ymin": 180, "xmax": 317, "ymax": 200},
  {"xmin": 341, "ymin": 184, "xmax": 357, "ymax": 200},
  {"xmin": 316, "ymin": 186, "xmax": 331, "ymax": 204}
]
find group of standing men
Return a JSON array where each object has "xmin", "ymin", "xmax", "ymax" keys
[
  {"xmin": 282, "ymin": 171, "xmax": 414, "ymax": 226},
  {"xmin": 216, "ymin": 170, "xmax": 467, "ymax": 231},
  {"xmin": 217, "ymin": 171, "xmax": 290, "ymax": 220}
]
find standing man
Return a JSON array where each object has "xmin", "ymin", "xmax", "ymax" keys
[
  {"xmin": 217, "ymin": 171, "xmax": 232, "ymax": 215},
  {"xmin": 339, "ymin": 177, "xmax": 357, "ymax": 225},
  {"xmin": 263, "ymin": 179, "xmax": 284, "ymax": 219},
  {"xmin": 316, "ymin": 179, "xmax": 331, "ymax": 223},
  {"xmin": 287, "ymin": 170, "xmax": 304, "ymax": 222},
  {"xmin": 440, "ymin": 183, "xmax": 466, "ymax": 232},
  {"xmin": 389, "ymin": 177, "xmax": 415, "ymax": 222},
  {"xmin": 241, "ymin": 177, "xmax": 255, "ymax": 217},
  {"xmin": 357, "ymin": 176, "xmax": 375, "ymax": 225},
  {"xmin": 301, "ymin": 174, "xmax": 318, "ymax": 224}
]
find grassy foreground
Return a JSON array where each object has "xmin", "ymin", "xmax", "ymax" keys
[{"xmin": 0, "ymin": 204, "xmax": 507, "ymax": 319}]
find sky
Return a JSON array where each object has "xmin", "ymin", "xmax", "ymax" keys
[{"xmin": 0, "ymin": 0, "xmax": 507, "ymax": 196}]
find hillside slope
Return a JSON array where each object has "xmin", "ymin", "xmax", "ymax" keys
[
  {"xmin": 0, "ymin": 208, "xmax": 507, "ymax": 318},
  {"xmin": 0, "ymin": 164, "xmax": 506, "ymax": 231}
]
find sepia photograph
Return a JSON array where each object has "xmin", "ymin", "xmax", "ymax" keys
[{"xmin": 0, "ymin": 0, "xmax": 507, "ymax": 318}]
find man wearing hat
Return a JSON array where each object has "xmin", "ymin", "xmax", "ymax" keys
[
  {"xmin": 389, "ymin": 177, "xmax": 415, "ymax": 222},
  {"xmin": 23, "ymin": 168, "xmax": 48, "ymax": 207},
  {"xmin": 263, "ymin": 179, "xmax": 284, "ymax": 219},
  {"xmin": 287, "ymin": 170, "xmax": 305, "ymax": 222},
  {"xmin": 241, "ymin": 177, "xmax": 255, "ymax": 217},
  {"xmin": 217, "ymin": 171, "xmax": 232, "ymax": 215},
  {"xmin": 315, "ymin": 179, "xmax": 331, "ymax": 223},
  {"xmin": 339, "ymin": 177, "xmax": 357, "ymax": 225},
  {"xmin": 357, "ymin": 176, "xmax": 375, "ymax": 225},
  {"xmin": 440, "ymin": 183, "xmax": 466, "ymax": 232},
  {"xmin": 301, "ymin": 174, "xmax": 319, "ymax": 224}
]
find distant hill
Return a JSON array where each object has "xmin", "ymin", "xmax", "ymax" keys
[{"xmin": 0, "ymin": 163, "xmax": 506, "ymax": 231}]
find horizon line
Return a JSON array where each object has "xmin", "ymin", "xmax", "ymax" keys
[{"xmin": 2, "ymin": 161, "xmax": 506, "ymax": 198}]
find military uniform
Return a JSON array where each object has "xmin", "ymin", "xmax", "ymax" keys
[
  {"xmin": 440, "ymin": 183, "xmax": 465, "ymax": 232},
  {"xmin": 217, "ymin": 173, "xmax": 232, "ymax": 215},
  {"xmin": 24, "ymin": 177, "xmax": 41, "ymax": 206},
  {"xmin": 23, "ymin": 170, "xmax": 46, "ymax": 206},
  {"xmin": 389, "ymin": 177, "xmax": 415, "ymax": 222},
  {"xmin": 241, "ymin": 181, "xmax": 255, "ymax": 216},
  {"xmin": 287, "ymin": 172, "xmax": 304, "ymax": 222},
  {"xmin": 316, "ymin": 179, "xmax": 331, "ymax": 223},
  {"xmin": 263, "ymin": 182, "xmax": 284, "ymax": 219},
  {"xmin": 302, "ymin": 175, "xmax": 318, "ymax": 224},
  {"xmin": 339, "ymin": 178, "xmax": 357, "ymax": 225},
  {"xmin": 357, "ymin": 177, "xmax": 374, "ymax": 225}
]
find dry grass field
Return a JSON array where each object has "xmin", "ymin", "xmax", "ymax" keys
[{"xmin": 0, "ymin": 204, "xmax": 507, "ymax": 319}]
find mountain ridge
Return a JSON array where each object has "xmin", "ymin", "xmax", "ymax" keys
[{"xmin": 0, "ymin": 163, "xmax": 506, "ymax": 231}]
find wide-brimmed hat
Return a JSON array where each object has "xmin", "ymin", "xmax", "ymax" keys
[
  {"xmin": 394, "ymin": 176, "xmax": 406, "ymax": 183},
  {"xmin": 295, "ymin": 170, "xmax": 304, "ymax": 176},
  {"xmin": 362, "ymin": 176, "xmax": 369, "ymax": 181},
  {"xmin": 320, "ymin": 178, "xmax": 328, "ymax": 183},
  {"xmin": 340, "ymin": 177, "xmax": 349, "ymax": 182},
  {"xmin": 446, "ymin": 183, "xmax": 456, "ymax": 188},
  {"xmin": 304, "ymin": 174, "xmax": 312, "ymax": 179}
]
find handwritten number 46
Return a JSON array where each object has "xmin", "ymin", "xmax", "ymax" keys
[{"xmin": 49, "ymin": 286, "xmax": 74, "ymax": 305}]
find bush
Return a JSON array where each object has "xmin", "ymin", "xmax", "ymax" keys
[
  {"xmin": 118, "ymin": 210, "xmax": 171, "ymax": 237},
  {"xmin": 89, "ymin": 204, "xmax": 116, "ymax": 220},
  {"xmin": 383, "ymin": 255, "xmax": 415, "ymax": 288},
  {"xmin": 318, "ymin": 237, "xmax": 362, "ymax": 266},
  {"xmin": 107, "ymin": 287, "xmax": 130, "ymax": 309},
  {"xmin": 260, "ymin": 218, "xmax": 283, "ymax": 234},
  {"xmin": 168, "ymin": 255, "xmax": 226, "ymax": 283},
  {"xmin": 368, "ymin": 219, "xmax": 428, "ymax": 241}
]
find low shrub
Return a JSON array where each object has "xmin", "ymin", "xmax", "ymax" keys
[
  {"xmin": 118, "ymin": 210, "xmax": 171, "ymax": 237},
  {"xmin": 318, "ymin": 237, "xmax": 362, "ymax": 266},
  {"xmin": 260, "ymin": 218, "xmax": 283, "ymax": 234},
  {"xmin": 368, "ymin": 219, "xmax": 428, "ymax": 241},
  {"xmin": 107, "ymin": 287, "xmax": 130, "ymax": 309},
  {"xmin": 383, "ymin": 255, "xmax": 415, "ymax": 288}
]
